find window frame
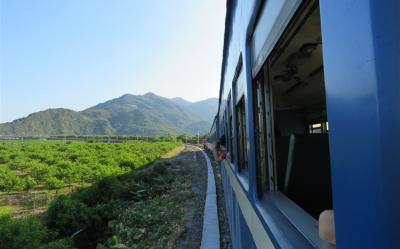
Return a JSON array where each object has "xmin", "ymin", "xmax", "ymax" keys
[
  {"xmin": 236, "ymin": 94, "xmax": 248, "ymax": 173},
  {"xmin": 246, "ymin": 0, "xmax": 336, "ymax": 248},
  {"xmin": 253, "ymin": 66, "xmax": 277, "ymax": 196},
  {"xmin": 227, "ymin": 92, "xmax": 235, "ymax": 163}
]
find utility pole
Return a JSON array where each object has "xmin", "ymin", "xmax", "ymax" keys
[{"xmin": 197, "ymin": 132, "xmax": 199, "ymax": 145}]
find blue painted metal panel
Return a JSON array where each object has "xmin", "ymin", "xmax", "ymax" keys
[
  {"xmin": 370, "ymin": 1, "xmax": 400, "ymax": 245},
  {"xmin": 320, "ymin": 0, "xmax": 399, "ymax": 248},
  {"xmin": 221, "ymin": 162, "xmax": 235, "ymax": 245},
  {"xmin": 221, "ymin": 161, "xmax": 259, "ymax": 249}
]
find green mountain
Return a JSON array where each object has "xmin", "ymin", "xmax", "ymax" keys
[
  {"xmin": 171, "ymin": 97, "xmax": 218, "ymax": 122},
  {"xmin": 0, "ymin": 93, "xmax": 216, "ymax": 136}
]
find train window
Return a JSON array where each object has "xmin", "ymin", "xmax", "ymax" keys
[
  {"xmin": 310, "ymin": 123, "xmax": 322, "ymax": 133},
  {"xmin": 223, "ymin": 114, "xmax": 228, "ymax": 147},
  {"xmin": 309, "ymin": 122, "xmax": 328, "ymax": 134},
  {"xmin": 229, "ymin": 114, "xmax": 234, "ymax": 162},
  {"xmin": 236, "ymin": 95, "xmax": 248, "ymax": 171},
  {"xmin": 225, "ymin": 112, "xmax": 229, "ymax": 147},
  {"xmin": 227, "ymin": 94, "xmax": 234, "ymax": 162},
  {"xmin": 254, "ymin": 1, "xmax": 332, "ymax": 219}
]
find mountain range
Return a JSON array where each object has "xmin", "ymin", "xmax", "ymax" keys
[{"xmin": 0, "ymin": 92, "xmax": 218, "ymax": 136}]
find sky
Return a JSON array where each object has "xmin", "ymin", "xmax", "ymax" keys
[{"xmin": 0, "ymin": 0, "xmax": 226, "ymax": 123}]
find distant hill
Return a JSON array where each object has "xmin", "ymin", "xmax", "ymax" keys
[
  {"xmin": 170, "ymin": 97, "xmax": 192, "ymax": 107},
  {"xmin": 0, "ymin": 109, "xmax": 96, "ymax": 136},
  {"xmin": 171, "ymin": 97, "xmax": 218, "ymax": 122},
  {"xmin": 0, "ymin": 93, "xmax": 218, "ymax": 136}
]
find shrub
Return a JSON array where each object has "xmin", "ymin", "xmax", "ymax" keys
[
  {"xmin": 31, "ymin": 162, "xmax": 55, "ymax": 181},
  {"xmin": 0, "ymin": 167, "xmax": 23, "ymax": 192},
  {"xmin": 24, "ymin": 176, "xmax": 37, "ymax": 191},
  {"xmin": 71, "ymin": 176, "xmax": 123, "ymax": 206},
  {"xmin": 119, "ymin": 160, "xmax": 135, "ymax": 169},
  {"xmin": 46, "ymin": 195, "xmax": 90, "ymax": 235},
  {"xmin": 0, "ymin": 152, "xmax": 10, "ymax": 164},
  {"xmin": 44, "ymin": 176, "xmax": 65, "ymax": 189},
  {"xmin": 0, "ymin": 214, "xmax": 48, "ymax": 249}
]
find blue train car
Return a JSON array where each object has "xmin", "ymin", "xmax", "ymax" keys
[{"xmin": 214, "ymin": 0, "xmax": 399, "ymax": 248}]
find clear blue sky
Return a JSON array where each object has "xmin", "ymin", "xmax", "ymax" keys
[{"xmin": 0, "ymin": 0, "xmax": 226, "ymax": 123}]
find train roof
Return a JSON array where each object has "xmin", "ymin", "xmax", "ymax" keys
[{"xmin": 218, "ymin": 0, "xmax": 234, "ymax": 117}]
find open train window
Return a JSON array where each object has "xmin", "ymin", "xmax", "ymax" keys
[
  {"xmin": 222, "ymin": 114, "xmax": 228, "ymax": 147},
  {"xmin": 224, "ymin": 111, "xmax": 229, "ymax": 148},
  {"xmin": 227, "ymin": 94, "xmax": 234, "ymax": 162},
  {"xmin": 253, "ymin": 1, "xmax": 332, "ymax": 219},
  {"xmin": 236, "ymin": 95, "xmax": 248, "ymax": 171}
]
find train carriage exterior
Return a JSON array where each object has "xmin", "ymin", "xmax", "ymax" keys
[{"xmin": 212, "ymin": 0, "xmax": 399, "ymax": 248}]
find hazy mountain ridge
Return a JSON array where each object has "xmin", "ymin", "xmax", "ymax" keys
[
  {"xmin": 171, "ymin": 96, "xmax": 218, "ymax": 122},
  {"xmin": 0, "ymin": 93, "xmax": 218, "ymax": 136}
]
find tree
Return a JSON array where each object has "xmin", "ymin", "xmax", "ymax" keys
[
  {"xmin": 31, "ymin": 162, "xmax": 55, "ymax": 182},
  {"xmin": 44, "ymin": 177, "xmax": 65, "ymax": 190},
  {"xmin": 24, "ymin": 177, "xmax": 37, "ymax": 191},
  {"xmin": 0, "ymin": 168, "xmax": 23, "ymax": 192}
]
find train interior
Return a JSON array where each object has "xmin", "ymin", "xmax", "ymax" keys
[{"xmin": 259, "ymin": 2, "xmax": 332, "ymax": 219}]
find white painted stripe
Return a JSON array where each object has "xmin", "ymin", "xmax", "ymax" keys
[
  {"xmin": 223, "ymin": 161, "xmax": 275, "ymax": 249},
  {"xmin": 192, "ymin": 146, "xmax": 220, "ymax": 249}
]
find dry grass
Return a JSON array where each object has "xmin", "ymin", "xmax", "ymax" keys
[{"xmin": 161, "ymin": 145, "xmax": 185, "ymax": 159}]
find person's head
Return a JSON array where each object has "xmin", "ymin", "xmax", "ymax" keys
[{"xmin": 219, "ymin": 135, "xmax": 226, "ymax": 147}]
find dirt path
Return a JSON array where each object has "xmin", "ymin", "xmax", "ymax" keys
[{"xmin": 172, "ymin": 146, "xmax": 207, "ymax": 249}]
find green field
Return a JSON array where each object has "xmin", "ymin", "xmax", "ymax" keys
[
  {"xmin": 0, "ymin": 140, "xmax": 190, "ymax": 249},
  {"xmin": 0, "ymin": 140, "xmax": 180, "ymax": 216}
]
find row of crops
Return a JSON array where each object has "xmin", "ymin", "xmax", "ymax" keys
[
  {"xmin": 0, "ymin": 140, "xmax": 180, "ymax": 192},
  {"xmin": 0, "ymin": 140, "xmax": 187, "ymax": 249}
]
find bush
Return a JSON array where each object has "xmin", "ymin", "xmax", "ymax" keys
[
  {"xmin": 44, "ymin": 176, "xmax": 65, "ymax": 189},
  {"xmin": 0, "ymin": 152, "xmax": 10, "ymax": 164},
  {"xmin": 46, "ymin": 195, "xmax": 89, "ymax": 235},
  {"xmin": 24, "ymin": 176, "xmax": 37, "ymax": 191},
  {"xmin": 0, "ymin": 167, "xmax": 24, "ymax": 192},
  {"xmin": 119, "ymin": 160, "xmax": 135, "ymax": 169},
  {"xmin": 31, "ymin": 162, "xmax": 55, "ymax": 181},
  {"xmin": 71, "ymin": 176, "xmax": 123, "ymax": 206},
  {"xmin": 0, "ymin": 214, "xmax": 48, "ymax": 249},
  {"xmin": 46, "ymin": 195, "xmax": 117, "ymax": 247}
]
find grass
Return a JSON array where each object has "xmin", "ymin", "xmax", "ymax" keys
[
  {"xmin": 102, "ymin": 162, "xmax": 191, "ymax": 249},
  {"xmin": 161, "ymin": 145, "xmax": 185, "ymax": 159}
]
